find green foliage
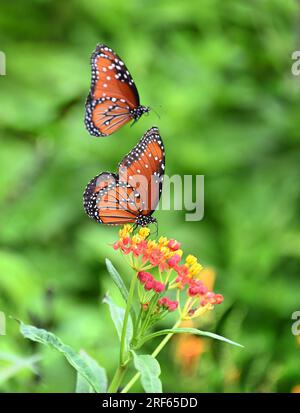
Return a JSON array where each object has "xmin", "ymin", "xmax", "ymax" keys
[
  {"xmin": 0, "ymin": 0, "xmax": 300, "ymax": 393},
  {"xmin": 141, "ymin": 328, "xmax": 244, "ymax": 348},
  {"xmin": 103, "ymin": 295, "xmax": 133, "ymax": 353},
  {"xmin": 132, "ymin": 351, "xmax": 162, "ymax": 393},
  {"xmin": 75, "ymin": 350, "xmax": 107, "ymax": 393},
  {"xmin": 19, "ymin": 321, "xmax": 105, "ymax": 393},
  {"xmin": 105, "ymin": 258, "xmax": 136, "ymax": 323},
  {"xmin": 105, "ymin": 259, "xmax": 129, "ymax": 304}
]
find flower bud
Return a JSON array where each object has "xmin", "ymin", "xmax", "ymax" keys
[
  {"xmin": 214, "ymin": 294, "xmax": 224, "ymax": 304},
  {"xmin": 168, "ymin": 299, "xmax": 179, "ymax": 311},
  {"xmin": 144, "ymin": 279, "xmax": 154, "ymax": 290},
  {"xmin": 137, "ymin": 271, "xmax": 152, "ymax": 284},
  {"xmin": 158, "ymin": 297, "xmax": 168, "ymax": 308},
  {"xmin": 153, "ymin": 281, "xmax": 166, "ymax": 293},
  {"xmin": 167, "ymin": 254, "xmax": 181, "ymax": 268},
  {"xmin": 158, "ymin": 297, "xmax": 178, "ymax": 312},
  {"xmin": 168, "ymin": 239, "xmax": 181, "ymax": 251},
  {"xmin": 188, "ymin": 286, "xmax": 201, "ymax": 296}
]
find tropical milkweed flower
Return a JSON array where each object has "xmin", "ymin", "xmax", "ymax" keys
[{"xmin": 112, "ymin": 225, "xmax": 224, "ymax": 322}]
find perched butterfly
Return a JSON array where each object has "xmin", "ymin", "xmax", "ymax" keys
[
  {"xmin": 83, "ymin": 127, "xmax": 165, "ymax": 227},
  {"xmin": 85, "ymin": 44, "xmax": 150, "ymax": 137}
]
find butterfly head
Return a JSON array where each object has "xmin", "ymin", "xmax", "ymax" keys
[
  {"xmin": 135, "ymin": 214, "xmax": 156, "ymax": 227},
  {"xmin": 130, "ymin": 105, "xmax": 150, "ymax": 121}
]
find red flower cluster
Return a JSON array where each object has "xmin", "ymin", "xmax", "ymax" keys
[
  {"xmin": 138, "ymin": 271, "xmax": 165, "ymax": 293},
  {"xmin": 158, "ymin": 297, "xmax": 178, "ymax": 312},
  {"xmin": 187, "ymin": 280, "xmax": 224, "ymax": 307}
]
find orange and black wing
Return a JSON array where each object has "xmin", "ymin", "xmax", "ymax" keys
[
  {"xmin": 83, "ymin": 172, "xmax": 143, "ymax": 225},
  {"xmin": 83, "ymin": 172, "xmax": 118, "ymax": 221},
  {"xmin": 96, "ymin": 181, "xmax": 143, "ymax": 225},
  {"xmin": 85, "ymin": 95, "xmax": 133, "ymax": 137},
  {"xmin": 85, "ymin": 44, "xmax": 140, "ymax": 137},
  {"xmin": 118, "ymin": 127, "xmax": 165, "ymax": 216}
]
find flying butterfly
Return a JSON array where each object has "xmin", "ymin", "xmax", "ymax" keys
[
  {"xmin": 83, "ymin": 127, "xmax": 165, "ymax": 227},
  {"xmin": 85, "ymin": 44, "xmax": 150, "ymax": 137}
]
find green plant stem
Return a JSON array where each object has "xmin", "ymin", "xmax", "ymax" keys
[
  {"xmin": 107, "ymin": 364, "xmax": 128, "ymax": 393},
  {"xmin": 120, "ymin": 271, "xmax": 138, "ymax": 366},
  {"xmin": 139, "ymin": 294, "xmax": 158, "ymax": 337},
  {"xmin": 121, "ymin": 319, "xmax": 181, "ymax": 393},
  {"xmin": 132, "ymin": 307, "xmax": 143, "ymax": 345}
]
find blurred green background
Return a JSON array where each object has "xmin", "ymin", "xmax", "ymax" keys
[{"xmin": 1, "ymin": 0, "xmax": 300, "ymax": 393}]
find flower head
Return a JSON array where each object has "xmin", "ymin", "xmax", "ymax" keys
[{"xmin": 113, "ymin": 225, "xmax": 224, "ymax": 321}]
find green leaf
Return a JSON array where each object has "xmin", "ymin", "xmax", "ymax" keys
[
  {"xmin": 105, "ymin": 258, "xmax": 129, "ymax": 302},
  {"xmin": 76, "ymin": 373, "xmax": 90, "ymax": 393},
  {"xmin": 141, "ymin": 328, "xmax": 244, "ymax": 348},
  {"xmin": 0, "ymin": 353, "xmax": 42, "ymax": 385},
  {"xmin": 75, "ymin": 350, "xmax": 107, "ymax": 393},
  {"xmin": 102, "ymin": 294, "xmax": 133, "ymax": 352},
  {"xmin": 132, "ymin": 351, "xmax": 162, "ymax": 393},
  {"xmin": 105, "ymin": 258, "xmax": 136, "ymax": 323},
  {"xmin": 18, "ymin": 321, "xmax": 103, "ymax": 393}
]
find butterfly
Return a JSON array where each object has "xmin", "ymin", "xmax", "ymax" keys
[
  {"xmin": 83, "ymin": 127, "xmax": 165, "ymax": 227},
  {"xmin": 85, "ymin": 44, "xmax": 150, "ymax": 137}
]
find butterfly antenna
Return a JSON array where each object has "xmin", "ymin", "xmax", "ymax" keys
[{"xmin": 149, "ymin": 106, "xmax": 161, "ymax": 120}]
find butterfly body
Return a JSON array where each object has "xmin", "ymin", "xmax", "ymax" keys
[
  {"xmin": 85, "ymin": 44, "xmax": 149, "ymax": 137},
  {"xmin": 83, "ymin": 127, "xmax": 165, "ymax": 227},
  {"xmin": 135, "ymin": 214, "xmax": 157, "ymax": 227}
]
